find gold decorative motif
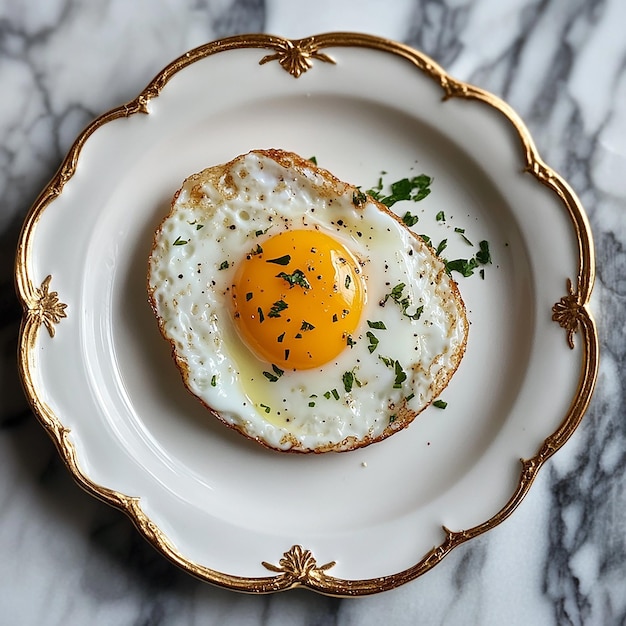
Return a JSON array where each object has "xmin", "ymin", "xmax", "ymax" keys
[
  {"xmin": 520, "ymin": 457, "xmax": 539, "ymax": 483},
  {"xmin": 552, "ymin": 278, "xmax": 584, "ymax": 349},
  {"xmin": 259, "ymin": 36, "xmax": 335, "ymax": 77},
  {"xmin": 440, "ymin": 75, "xmax": 470, "ymax": 99},
  {"xmin": 29, "ymin": 275, "xmax": 67, "ymax": 338},
  {"xmin": 124, "ymin": 78, "xmax": 167, "ymax": 115},
  {"xmin": 525, "ymin": 159, "xmax": 555, "ymax": 183},
  {"xmin": 262, "ymin": 545, "xmax": 336, "ymax": 586},
  {"xmin": 50, "ymin": 162, "xmax": 76, "ymax": 197}
]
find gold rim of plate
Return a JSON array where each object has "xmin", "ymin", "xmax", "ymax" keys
[{"xmin": 15, "ymin": 32, "xmax": 599, "ymax": 596}]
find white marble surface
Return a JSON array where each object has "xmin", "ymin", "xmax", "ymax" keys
[{"xmin": 1, "ymin": 0, "xmax": 624, "ymax": 624}]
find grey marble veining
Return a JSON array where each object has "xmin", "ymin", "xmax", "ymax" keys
[{"xmin": 1, "ymin": 0, "xmax": 624, "ymax": 624}]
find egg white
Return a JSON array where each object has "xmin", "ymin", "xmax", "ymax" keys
[{"xmin": 148, "ymin": 150, "xmax": 467, "ymax": 452}]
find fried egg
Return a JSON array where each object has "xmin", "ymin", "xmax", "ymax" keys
[{"xmin": 147, "ymin": 150, "xmax": 468, "ymax": 453}]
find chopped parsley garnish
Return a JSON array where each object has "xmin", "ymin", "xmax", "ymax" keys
[
  {"xmin": 277, "ymin": 332, "xmax": 285, "ymax": 343},
  {"xmin": 389, "ymin": 415, "xmax": 397, "ymax": 424},
  {"xmin": 309, "ymin": 156, "xmax": 318, "ymax": 165},
  {"xmin": 262, "ymin": 364, "xmax": 284, "ymax": 382},
  {"xmin": 381, "ymin": 283, "xmax": 423, "ymax": 320},
  {"xmin": 352, "ymin": 189, "xmax": 367, "ymax": 207},
  {"xmin": 260, "ymin": 404, "xmax": 271, "ymax": 414},
  {"xmin": 210, "ymin": 375, "xmax": 217, "ymax": 387},
  {"xmin": 367, "ymin": 176, "xmax": 384, "ymax": 198},
  {"xmin": 300, "ymin": 320, "xmax": 315, "ymax": 331},
  {"xmin": 379, "ymin": 355, "xmax": 394, "ymax": 368},
  {"xmin": 402, "ymin": 211, "xmax": 419, "ymax": 226},
  {"xmin": 257, "ymin": 307, "xmax": 265, "ymax": 323},
  {"xmin": 379, "ymin": 356, "xmax": 407, "ymax": 388},
  {"xmin": 444, "ymin": 240, "xmax": 491, "ymax": 277},
  {"xmin": 364, "ymin": 169, "xmax": 492, "ymax": 281},
  {"xmin": 276, "ymin": 269, "xmax": 311, "ymax": 289},
  {"xmin": 268, "ymin": 299, "xmax": 288, "ymax": 318},
  {"xmin": 173, "ymin": 236, "xmax": 188, "ymax": 246},
  {"xmin": 455, "ymin": 227, "xmax": 473, "ymax": 246},
  {"xmin": 433, "ymin": 399, "xmax": 447, "ymax": 409},
  {"xmin": 393, "ymin": 360, "xmax": 407, "ymax": 388},
  {"xmin": 246, "ymin": 292, "xmax": 253, "ymax": 301},
  {"xmin": 266, "ymin": 254, "xmax": 291, "ymax": 266},
  {"xmin": 218, "ymin": 260, "xmax": 229, "ymax": 270},
  {"xmin": 342, "ymin": 371, "xmax": 355, "ymax": 393},
  {"xmin": 392, "ymin": 282, "xmax": 407, "ymax": 298},
  {"xmin": 406, "ymin": 393, "xmax": 415, "ymax": 402},
  {"xmin": 342, "ymin": 370, "xmax": 362, "ymax": 393},
  {"xmin": 345, "ymin": 275, "xmax": 352, "ymax": 289},
  {"xmin": 476, "ymin": 240, "xmax": 492, "ymax": 265},
  {"xmin": 445, "ymin": 257, "xmax": 479, "ymax": 277},
  {"xmin": 309, "ymin": 401, "xmax": 316, "ymax": 407},
  {"xmin": 196, "ymin": 224, "xmax": 204, "ymax": 230},
  {"xmin": 368, "ymin": 174, "xmax": 432, "ymax": 207},
  {"xmin": 332, "ymin": 313, "xmax": 338, "ymax": 323},
  {"xmin": 366, "ymin": 331, "xmax": 379, "ymax": 353},
  {"xmin": 367, "ymin": 320, "xmax": 386, "ymax": 330},
  {"xmin": 255, "ymin": 228, "xmax": 269, "ymax": 237},
  {"xmin": 436, "ymin": 239, "xmax": 448, "ymax": 256},
  {"xmin": 346, "ymin": 334, "xmax": 356, "ymax": 348},
  {"xmin": 323, "ymin": 389, "xmax": 340, "ymax": 400},
  {"xmin": 249, "ymin": 244, "xmax": 263, "ymax": 256}
]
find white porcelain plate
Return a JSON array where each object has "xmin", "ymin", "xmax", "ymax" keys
[{"xmin": 16, "ymin": 33, "xmax": 598, "ymax": 595}]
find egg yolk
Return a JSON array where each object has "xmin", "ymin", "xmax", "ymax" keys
[{"xmin": 231, "ymin": 229, "xmax": 365, "ymax": 370}]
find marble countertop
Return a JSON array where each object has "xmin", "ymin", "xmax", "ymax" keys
[{"xmin": 1, "ymin": 1, "xmax": 624, "ymax": 624}]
